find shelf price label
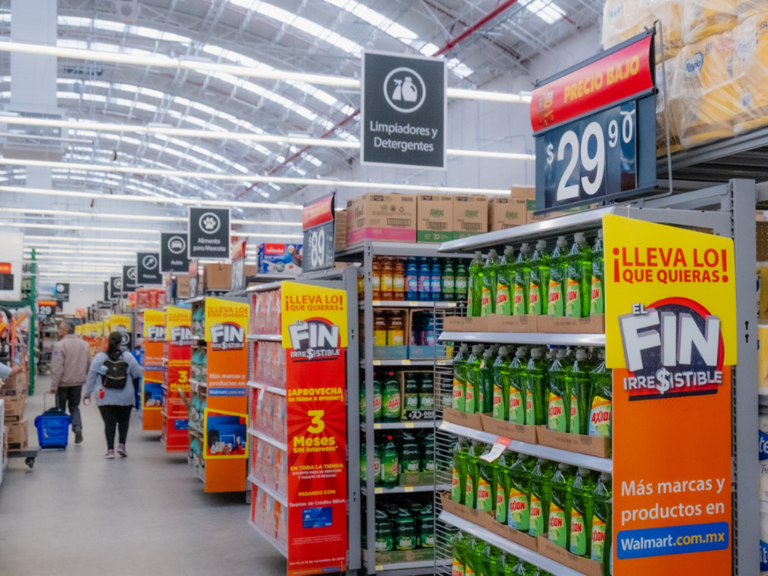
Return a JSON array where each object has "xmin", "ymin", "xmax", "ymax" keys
[{"xmin": 302, "ymin": 193, "xmax": 336, "ymax": 273}]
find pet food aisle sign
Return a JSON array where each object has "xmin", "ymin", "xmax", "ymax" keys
[
  {"xmin": 281, "ymin": 281, "xmax": 348, "ymax": 576},
  {"xmin": 605, "ymin": 215, "xmax": 736, "ymax": 576}
]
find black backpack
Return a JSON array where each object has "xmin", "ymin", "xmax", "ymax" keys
[{"xmin": 102, "ymin": 352, "xmax": 129, "ymax": 390}]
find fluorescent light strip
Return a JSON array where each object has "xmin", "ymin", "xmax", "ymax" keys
[
  {"xmin": 26, "ymin": 249, "xmax": 139, "ymax": 256},
  {"xmin": 237, "ymin": 232, "xmax": 302, "ymax": 239},
  {"xmin": 1, "ymin": 208, "xmax": 302, "ymax": 227},
  {"xmin": 1, "ymin": 221, "xmax": 160, "ymax": 234},
  {"xmin": 0, "ymin": 161, "xmax": 511, "ymax": 195},
  {"xmin": 25, "ymin": 256, "xmax": 135, "ymax": 263},
  {"xmin": 25, "ymin": 235, "xmax": 159, "ymax": 245},
  {"xmin": 0, "ymin": 41, "xmax": 530, "ymax": 103},
  {"xmin": 0, "ymin": 117, "xmax": 533, "ymax": 160}
]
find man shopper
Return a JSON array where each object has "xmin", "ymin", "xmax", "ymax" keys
[{"xmin": 50, "ymin": 320, "xmax": 91, "ymax": 444}]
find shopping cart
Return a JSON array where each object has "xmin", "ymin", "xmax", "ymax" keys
[{"xmin": 34, "ymin": 397, "xmax": 71, "ymax": 451}]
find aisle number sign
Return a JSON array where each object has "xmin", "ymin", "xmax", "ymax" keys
[
  {"xmin": 605, "ymin": 215, "xmax": 735, "ymax": 575},
  {"xmin": 281, "ymin": 281, "xmax": 348, "ymax": 576},
  {"xmin": 301, "ymin": 193, "xmax": 335, "ymax": 273}
]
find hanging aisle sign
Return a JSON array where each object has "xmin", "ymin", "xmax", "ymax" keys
[
  {"xmin": 137, "ymin": 252, "xmax": 162, "ymax": 286},
  {"xmin": 302, "ymin": 193, "xmax": 335, "ymax": 273},
  {"xmin": 161, "ymin": 232, "xmax": 190, "ymax": 273},
  {"xmin": 189, "ymin": 207, "xmax": 230, "ymax": 259},
  {"xmin": 605, "ymin": 215, "xmax": 736, "ymax": 575},
  {"xmin": 531, "ymin": 32, "xmax": 657, "ymax": 212},
  {"xmin": 109, "ymin": 276, "xmax": 121, "ymax": 301},
  {"xmin": 122, "ymin": 265, "xmax": 137, "ymax": 294},
  {"xmin": 361, "ymin": 51, "xmax": 447, "ymax": 169},
  {"xmin": 281, "ymin": 281, "xmax": 348, "ymax": 576},
  {"xmin": 55, "ymin": 283, "xmax": 69, "ymax": 303}
]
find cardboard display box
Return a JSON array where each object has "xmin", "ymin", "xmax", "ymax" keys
[
  {"xmin": 443, "ymin": 406, "xmax": 484, "ymax": 432},
  {"xmin": 0, "ymin": 371, "xmax": 28, "ymax": 397},
  {"xmin": 347, "ymin": 193, "xmax": 417, "ymax": 244},
  {"xmin": 399, "ymin": 471, "xmax": 435, "ymax": 487},
  {"xmin": 453, "ymin": 195, "xmax": 489, "ymax": 239},
  {"xmin": 537, "ymin": 536, "xmax": 603, "ymax": 576},
  {"xmin": 204, "ymin": 263, "xmax": 232, "ymax": 290},
  {"xmin": 6, "ymin": 419, "xmax": 28, "ymax": 451},
  {"xmin": 362, "ymin": 548, "xmax": 434, "ymax": 566},
  {"xmin": 443, "ymin": 315, "xmax": 489, "ymax": 332},
  {"xmin": 480, "ymin": 414, "xmax": 538, "ymax": 444},
  {"xmin": 489, "ymin": 197, "xmax": 527, "ymax": 231},
  {"xmin": 175, "ymin": 274, "xmax": 190, "ymax": 299},
  {"xmin": 3, "ymin": 394, "xmax": 26, "ymax": 423},
  {"xmin": 417, "ymin": 194, "xmax": 454, "ymax": 243},
  {"xmin": 536, "ymin": 426, "xmax": 611, "ymax": 458},
  {"xmin": 537, "ymin": 314, "xmax": 605, "ymax": 334},
  {"xmin": 335, "ymin": 209, "xmax": 348, "ymax": 252}
]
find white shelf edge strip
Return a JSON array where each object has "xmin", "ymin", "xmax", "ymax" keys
[
  {"xmin": 246, "ymin": 381, "xmax": 287, "ymax": 396},
  {"xmin": 439, "ymin": 421, "xmax": 612, "ymax": 474},
  {"xmin": 247, "ymin": 333, "xmax": 283, "ymax": 341},
  {"xmin": 439, "ymin": 511, "xmax": 586, "ymax": 576},
  {"xmin": 248, "ymin": 428, "xmax": 288, "ymax": 452},
  {"xmin": 439, "ymin": 331, "xmax": 606, "ymax": 347},
  {"xmin": 247, "ymin": 521, "xmax": 288, "ymax": 558},
  {"xmin": 248, "ymin": 475, "xmax": 288, "ymax": 506}
]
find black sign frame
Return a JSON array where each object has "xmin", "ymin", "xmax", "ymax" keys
[
  {"xmin": 302, "ymin": 193, "xmax": 336, "ymax": 274},
  {"xmin": 137, "ymin": 252, "xmax": 162, "ymax": 286},
  {"xmin": 161, "ymin": 232, "xmax": 190, "ymax": 273},
  {"xmin": 108, "ymin": 276, "xmax": 121, "ymax": 300},
  {"xmin": 122, "ymin": 265, "xmax": 137, "ymax": 295},
  {"xmin": 54, "ymin": 282, "xmax": 69, "ymax": 303},
  {"xmin": 188, "ymin": 207, "xmax": 230, "ymax": 260}
]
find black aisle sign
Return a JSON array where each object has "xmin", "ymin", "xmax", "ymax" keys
[
  {"xmin": 55, "ymin": 282, "xmax": 69, "ymax": 302},
  {"xmin": 302, "ymin": 193, "xmax": 336, "ymax": 273},
  {"xmin": 103, "ymin": 282, "xmax": 109, "ymax": 302},
  {"xmin": 122, "ymin": 265, "xmax": 137, "ymax": 294},
  {"xmin": 137, "ymin": 252, "xmax": 162, "ymax": 286},
  {"xmin": 109, "ymin": 276, "xmax": 121, "ymax": 300},
  {"xmin": 531, "ymin": 32, "xmax": 657, "ymax": 212},
  {"xmin": 161, "ymin": 232, "xmax": 190, "ymax": 273},
  {"xmin": 189, "ymin": 207, "xmax": 230, "ymax": 259},
  {"xmin": 361, "ymin": 51, "xmax": 446, "ymax": 170}
]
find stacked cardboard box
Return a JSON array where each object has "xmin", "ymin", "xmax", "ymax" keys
[{"xmin": 0, "ymin": 370, "xmax": 28, "ymax": 450}]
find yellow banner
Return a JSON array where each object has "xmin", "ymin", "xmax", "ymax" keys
[
  {"xmin": 166, "ymin": 306, "xmax": 192, "ymax": 343},
  {"xmin": 75, "ymin": 325, "xmax": 83, "ymax": 336},
  {"xmin": 205, "ymin": 297, "xmax": 250, "ymax": 344},
  {"xmin": 281, "ymin": 281, "xmax": 348, "ymax": 349},
  {"xmin": 605, "ymin": 214, "xmax": 737, "ymax": 368},
  {"xmin": 109, "ymin": 315, "xmax": 131, "ymax": 335},
  {"xmin": 143, "ymin": 309, "xmax": 166, "ymax": 341},
  {"xmin": 94, "ymin": 322, "xmax": 102, "ymax": 338}
]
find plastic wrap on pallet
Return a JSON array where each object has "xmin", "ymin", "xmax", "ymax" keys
[
  {"xmin": 739, "ymin": 0, "xmax": 766, "ymax": 22},
  {"xmin": 682, "ymin": 0, "xmax": 738, "ymax": 44},
  {"xmin": 602, "ymin": 0, "xmax": 682, "ymax": 62},
  {"xmin": 656, "ymin": 53, "xmax": 686, "ymax": 155},
  {"xmin": 733, "ymin": 11, "xmax": 768, "ymax": 134}
]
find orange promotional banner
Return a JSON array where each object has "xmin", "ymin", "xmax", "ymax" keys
[
  {"xmin": 605, "ymin": 215, "xmax": 735, "ymax": 576},
  {"xmin": 205, "ymin": 297, "xmax": 249, "ymax": 416},
  {"xmin": 143, "ymin": 309, "xmax": 166, "ymax": 370}
]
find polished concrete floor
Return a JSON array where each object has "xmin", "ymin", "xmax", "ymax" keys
[{"xmin": 0, "ymin": 375, "xmax": 287, "ymax": 576}]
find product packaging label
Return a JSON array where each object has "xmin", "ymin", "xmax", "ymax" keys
[
  {"xmin": 477, "ymin": 478, "xmax": 492, "ymax": 512},
  {"xmin": 465, "ymin": 476, "xmax": 475, "ymax": 508},
  {"xmin": 591, "ymin": 516, "xmax": 607, "ymax": 562},
  {"xmin": 508, "ymin": 488, "xmax": 530, "ymax": 531},
  {"xmin": 588, "ymin": 396, "xmax": 612, "ymax": 437},
  {"xmin": 530, "ymin": 281, "xmax": 543, "ymax": 314},
  {"xmin": 492, "ymin": 385, "xmax": 504, "ymax": 419},
  {"xmin": 513, "ymin": 283, "xmax": 526, "ymax": 315},
  {"xmin": 452, "ymin": 468, "xmax": 461, "ymax": 501},
  {"xmin": 549, "ymin": 503, "xmax": 567, "ymax": 547},
  {"xmin": 548, "ymin": 279, "xmax": 564, "ymax": 316},
  {"xmin": 570, "ymin": 510, "xmax": 586, "ymax": 555},
  {"xmin": 496, "ymin": 485, "xmax": 507, "ymax": 523},
  {"xmin": 525, "ymin": 389, "xmax": 535, "ymax": 425},
  {"xmin": 452, "ymin": 559, "xmax": 465, "ymax": 576},
  {"xmin": 529, "ymin": 495, "xmax": 544, "ymax": 536},
  {"xmin": 481, "ymin": 287, "xmax": 492, "ymax": 316},
  {"xmin": 548, "ymin": 393, "xmax": 566, "ymax": 432},
  {"xmin": 590, "ymin": 276, "xmax": 604, "ymax": 314},
  {"xmin": 509, "ymin": 389, "xmax": 524, "ymax": 424},
  {"xmin": 496, "ymin": 283, "xmax": 511, "ymax": 315},
  {"xmin": 565, "ymin": 277, "xmax": 581, "ymax": 317}
]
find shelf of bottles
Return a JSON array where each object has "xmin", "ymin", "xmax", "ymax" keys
[
  {"xmin": 350, "ymin": 240, "xmax": 471, "ymax": 576},
  {"xmin": 432, "ymin": 213, "xmax": 614, "ymax": 576}
]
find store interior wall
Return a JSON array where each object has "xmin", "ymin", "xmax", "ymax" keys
[{"xmin": 38, "ymin": 282, "xmax": 103, "ymax": 316}]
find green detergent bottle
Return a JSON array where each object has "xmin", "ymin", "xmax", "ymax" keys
[
  {"xmin": 590, "ymin": 230, "xmax": 604, "ymax": 315},
  {"xmin": 525, "ymin": 347, "xmax": 549, "ymax": 426},
  {"xmin": 529, "ymin": 458, "xmax": 555, "ymax": 538},
  {"xmin": 591, "ymin": 473, "xmax": 612, "ymax": 574},
  {"xmin": 477, "ymin": 445, "xmax": 497, "ymax": 512},
  {"xmin": 394, "ymin": 508, "xmax": 416, "ymax": 550},
  {"xmin": 467, "ymin": 251, "xmax": 484, "ymax": 318},
  {"xmin": 452, "ymin": 437, "xmax": 469, "ymax": 503},
  {"xmin": 456, "ymin": 259, "xmax": 469, "ymax": 303},
  {"xmin": 529, "ymin": 240, "xmax": 550, "ymax": 315},
  {"xmin": 548, "ymin": 349, "xmax": 573, "ymax": 433},
  {"xmin": 465, "ymin": 345, "xmax": 484, "ymax": 414},
  {"xmin": 480, "ymin": 348, "xmax": 496, "ymax": 414},
  {"xmin": 495, "ymin": 453, "xmax": 512, "ymax": 524},
  {"xmin": 547, "ymin": 236, "xmax": 569, "ymax": 317},
  {"xmin": 496, "ymin": 246, "xmax": 515, "ymax": 316},
  {"xmin": 508, "ymin": 454, "xmax": 533, "ymax": 532},
  {"xmin": 549, "ymin": 464, "xmax": 575, "ymax": 549},
  {"xmin": 451, "ymin": 531, "xmax": 467, "ymax": 576},
  {"xmin": 513, "ymin": 243, "xmax": 532, "ymax": 316},
  {"xmin": 481, "ymin": 249, "xmax": 500, "ymax": 317},
  {"xmin": 588, "ymin": 349, "xmax": 613, "ymax": 439},
  {"xmin": 571, "ymin": 467, "xmax": 597, "ymax": 558},
  {"xmin": 508, "ymin": 347, "xmax": 528, "ymax": 425},
  {"xmin": 465, "ymin": 441, "xmax": 481, "ymax": 509},
  {"xmin": 509, "ymin": 559, "xmax": 537, "ymax": 576},
  {"xmin": 570, "ymin": 348, "xmax": 595, "ymax": 435},
  {"xmin": 452, "ymin": 344, "xmax": 469, "ymax": 412},
  {"xmin": 374, "ymin": 509, "xmax": 394, "ymax": 551},
  {"xmin": 492, "ymin": 346, "xmax": 512, "ymax": 420},
  {"xmin": 485, "ymin": 546, "xmax": 503, "ymax": 576},
  {"xmin": 565, "ymin": 233, "xmax": 592, "ymax": 318},
  {"xmin": 465, "ymin": 537, "xmax": 484, "ymax": 576},
  {"xmin": 381, "ymin": 435, "xmax": 399, "ymax": 488}
]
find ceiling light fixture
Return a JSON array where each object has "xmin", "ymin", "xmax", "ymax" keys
[{"xmin": 24, "ymin": 235, "xmax": 159, "ymax": 245}]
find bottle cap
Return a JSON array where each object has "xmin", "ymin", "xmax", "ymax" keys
[
  {"xmin": 575, "ymin": 232, "xmax": 586, "ymax": 243},
  {"xmin": 600, "ymin": 472, "xmax": 611, "ymax": 480},
  {"xmin": 575, "ymin": 348, "xmax": 588, "ymax": 360},
  {"xmin": 483, "ymin": 349, "xmax": 493, "ymax": 358},
  {"xmin": 460, "ymin": 343, "xmax": 469, "ymax": 353},
  {"xmin": 558, "ymin": 462, "xmax": 569, "ymax": 470},
  {"xmin": 515, "ymin": 347, "xmax": 527, "ymax": 358},
  {"xmin": 598, "ymin": 229, "xmax": 603, "ymax": 239},
  {"xmin": 556, "ymin": 348, "xmax": 568, "ymax": 360},
  {"xmin": 489, "ymin": 248, "xmax": 498, "ymax": 257},
  {"xmin": 578, "ymin": 467, "xmax": 591, "ymax": 475},
  {"xmin": 536, "ymin": 240, "xmax": 547, "ymax": 251},
  {"xmin": 520, "ymin": 242, "xmax": 530, "ymax": 253},
  {"xmin": 530, "ymin": 347, "xmax": 542, "ymax": 359},
  {"xmin": 473, "ymin": 344, "xmax": 485, "ymax": 354},
  {"xmin": 498, "ymin": 345, "xmax": 509, "ymax": 356},
  {"xmin": 504, "ymin": 246, "xmax": 514, "ymax": 257},
  {"xmin": 557, "ymin": 235, "xmax": 568, "ymax": 247}
]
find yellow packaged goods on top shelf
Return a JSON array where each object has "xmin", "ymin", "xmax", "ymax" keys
[
  {"xmin": 670, "ymin": 32, "xmax": 739, "ymax": 148},
  {"xmin": 682, "ymin": 0, "xmax": 738, "ymax": 44},
  {"xmin": 656, "ymin": 54, "xmax": 686, "ymax": 155},
  {"xmin": 733, "ymin": 11, "xmax": 768, "ymax": 133},
  {"xmin": 601, "ymin": 0, "xmax": 682, "ymax": 62},
  {"xmin": 738, "ymin": 0, "xmax": 766, "ymax": 21}
]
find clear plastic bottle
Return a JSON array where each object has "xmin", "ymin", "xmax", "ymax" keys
[
  {"xmin": 442, "ymin": 259, "xmax": 455, "ymax": 302},
  {"xmin": 380, "ymin": 256, "xmax": 394, "ymax": 301},
  {"xmin": 465, "ymin": 345, "xmax": 484, "ymax": 415},
  {"xmin": 372, "ymin": 256, "xmax": 382, "ymax": 301},
  {"xmin": 548, "ymin": 349, "xmax": 573, "ymax": 433},
  {"xmin": 452, "ymin": 343, "xmax": 469, "ymax": 412},
  {"xmin": 588, "ymin": 349, "xmax": 612, "ymax": 438},
  {"xmin": 529, "ymin": 240, "xmax": 550, "ymax": 316},
  {"xmin": 492, "ymin": 346, "xmax": 512, "ymax": 421},
  {"xmin": 565, "ymin": 233, "xmax": 593, "ymax": 318},
  {"xmin": 529, "ymin": 458, "xmax": 555, "ymax": 538},
  {"xmin": 455, "ymin": 259, "xmax": 469, "ymax": 303},
  {"xmin": 467, "ymin": 251, "xmax": 484, "ymax": 317},
  {"xmin": 465, "ymin": 441, "xmax": 481, "ymax": 509},
  {"xmin": 481, "ymin": 249, "xmax": 500, "ymax": 317},
  {"xmin": 513, "ymin": 243, "xmax": 532, "ymax": 316},
  {"xmin": 393, "ymin": 258, "xmax": 405, "ymax": 301},
  {"xmin": 431, "ymin": 258, "xmax": 442, "ymax": 302},
  {"xmin": 405, "ymin": 257, "xmax": 418, "ymax": 301},
  {"xmin": 452, "ymin": 437, "xmax": 469, "ymax": 503},
  {"xmin": 477, "ymin": 445, "xmax": 497, "ymax": 512},
  {"xmin": 549, "ymin": 464, "xmax": 575, "ymax": 549},
  {"xmin": 508, "ymin": 347, "xmax": 528, "ymax": 425},
  {"xmin": 571, "ymin": 468, "xmax": 597, "ymax": 558},
  {"xmin": 508, "ymin": 454, "xmax": 533, "ymax": 532},
  {"xmin": 479, "ymin": 348, "xmax": 495, "ymax": 414},
  {"xmin": 418, "ymin": 257, "xmax": 431, "ymax": 302},
  {"xmin": 591, "ymin": 473, "xmax": 612, "ymax": 573},
  {"xmin": 547, "ymin": 236, "xmax": 569, "ymax": 317}
]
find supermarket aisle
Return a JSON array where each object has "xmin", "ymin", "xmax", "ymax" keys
[{"xmin": 0, "ymin": 375, "xmax": 286, "ymax": 576}]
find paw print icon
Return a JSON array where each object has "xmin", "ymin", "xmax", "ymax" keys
[{"xmin": 199, "ymin": 212, "xmax": 221, "ymax": 234}]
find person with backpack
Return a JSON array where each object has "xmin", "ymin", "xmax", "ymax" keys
[{"xmin": 84, "ymin": 332, "xmax": 143, "ymax": 459}]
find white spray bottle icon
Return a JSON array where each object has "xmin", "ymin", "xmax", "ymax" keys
[{"xmin": 392, "ymin": 78, "xmax": 403, "ymax": 101}]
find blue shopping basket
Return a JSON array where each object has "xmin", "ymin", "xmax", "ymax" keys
[{"xmin": 34, "ymin": 407, "xmax": 72, "ymax": 450}]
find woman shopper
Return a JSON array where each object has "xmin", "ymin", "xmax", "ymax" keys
[{"xmin": 84, "ymin": 332, "xmax": 143, "ymax": 459}]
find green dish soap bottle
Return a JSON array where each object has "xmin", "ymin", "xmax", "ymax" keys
[
  {"xmin": 496, "ymin": 246, "xmax": 515, "ymax": 316},
  {"xmin": 467, "ymin": 251, "xmax": 484, "ymax": 318},
  {"xmin": 508, "ymin": 454, "xmax": 533, "ymax": 532},
  {"xmin": 526, "ymin": 347, "xmax": 549, "ymax": 426},
  {"xmin": 465, "ymin": 537, "xmax": 484, "ymax": 576},
  {"xmin": 477, "ymin": 445, "xmax": 497, "ymax": 512},
  {"xmin": 451, "ymin": 531, "xmax": 467, "ymax": 576},
  {"xmin": 548, "ymin": 349, "xmax": 573, "ymax": 433},
  {"xmin": 493, "ymin": 346, "xmax": 512, "ymax": 421},
  {"xmin": 565, "ymin": 233, "xmax": 592, "ymax": 318},
  {"xmin": 590, "ymin": 230, "xmax": 604, "ymax": 315},
  {"xmin": 571, "ymin": 467, "xmax": 597, "ymax": 558},
  {"xmin": 481, "ymin": 249, "xmax": 500, "ymax": 317},
  {"xmin": 452, "ymin": 343, "xmax": 469, "ymax": 412},
  {"xmin": 480, "ymin": 348, "xmax": 496, "ymax": 414},
  {"xmin": 381, "ymin": 435, "xmax": 399, "ymax": 488},
  {"xmin": 549, "ymin": 464, "xmax": 575, "ymax": 549},
  {"xmin": 508, "ymin": 347, "xmax": 529, "ymax": 425},
  {"xmin": 588, "ymin": 349, "xmax": 613, "ymax": 439},
  {"xmin": 465, "ymin": 441, "xmax": 481, "ymax": 509},
  {"xmin": 495, "ymin": 453, "xmax": 512, "ymax": 524},
  {"xmin": 591, "ymin": 473, "xmax": 612, "ymax": 575},
  {"xmin": 513, "ymin": 243, "xmax": 532, "ymax": 316},
  {"xmin": 456, "ymin": 259, "xmax": 469, "ymax": 304},
  {"xmin": 529, "ymin": 458, "xmax": 555, "ymax": 538},
  {"xmin": 465, "ymin": 345, "xmax": 484, "ymax": 415},
  {"xmin": 529, "ymin": 240, "xmax": 550, "ymax": 316},
  {"xmin": 547, "ymin": 236, "xmax": 569, "ymax": 317},
  {"xmin": 570, "ymin": 348, "xmax": 595, "ymax": 436}
]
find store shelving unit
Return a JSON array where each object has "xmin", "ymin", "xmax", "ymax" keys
[
  {"xmin": 431, "ymin": 187, "xmax": 758, "ymax": 576},
  {"xmin": 140, "ymin": 309, "xmax": 165, "ymax": 433},
  {"xmin": 334, "ymin": 240, "xmax": 470, "ymax": 576}
]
